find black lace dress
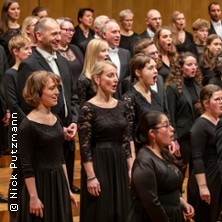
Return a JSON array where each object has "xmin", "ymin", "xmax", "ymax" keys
[
  {"xmin": 78, "ymin": 101, "xmax": 131, "ymax": 222},
  {"xmin": 17, "ymin": 118, "xmax": 73, "ymax": 222}
]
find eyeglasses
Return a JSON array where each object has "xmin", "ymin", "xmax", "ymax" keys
[
  {"xmin": 61, "ymin": 28, "xmax": 75, "ymax": 34},
  {"xmin": 153, "ymin": 123, "xmax": 172, "ymax": 130},
  {"xmin": 214, "ymin": 97, "xmax": 222, "ymax": 103}
]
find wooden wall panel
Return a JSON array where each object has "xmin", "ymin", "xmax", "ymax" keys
[{"xmin": 0, "ymin": 0, "xmax": 215, "ymax": 36}]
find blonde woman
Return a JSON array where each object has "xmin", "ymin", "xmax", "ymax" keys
[
  {"xmin": 169, "ymin": 11, "xmax": 193, "ymax": 53},
  {"xmin": 77, "ymin": 38, "xmax": 109, "ymax": 106}
]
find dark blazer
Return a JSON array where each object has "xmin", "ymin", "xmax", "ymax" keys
[
  {"xmin": 111, "ymin": 47, "xmax": 131, "ymax": 99},
  {"xmin": 17, "ymin": 48, "xmax": 79, "ymax": 126},
  {"xmin": 139, "ymin": 30, "xmax": 152, "ymax": 39},
  {"xmin": 166, "ymin": 82, "xmax": 202, "ymax": 139}
]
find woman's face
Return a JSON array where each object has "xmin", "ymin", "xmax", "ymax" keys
[
  {"xmin": 153, "ymin": 115, "xmax": 174, "ymax": 147},
  {"xmin": 60, "ymin": 21, "xmax": 75, "ymax": 45},
  {"xmin": 121, "ymin": 15, "xmax": 133, "ymax": 32},
  {"xmin": 174, "ymin": 13, "xmax": 185, "ymax": 30},
  {"xmin": 204, "ymin": 90, "xmax": 222, "ymax": 116},
  {"xmin": 8, "ymin": 2, "xmax": 20, "ymax": 21},
  {"xmin": 137, "ymin": 59, "xmax": 158, "ymax": 87},
  {"xmin": 159, "ymin": 29, "xmax": 173, "ymax": 52},
  {"xmin": 97, "ymin": 42, "xmax": 109, "ymax": 61},
  {"xmin": 182, "ymin": 56, "xmax": 198, "ymax": 78},
  {"xmin": 80, "ymin": 10, "xmax": 93, "ymax": 27},
  {"xmin": 27, "ymin": 17, "xmax": 38, "ymax": 40},
  {"xmin": 40, "ymin": 78, "xmax": 59, "ymax": 107},
  {"xmin": 14, "ymin": 43, "xmax": 32, "ymax": 62},
  {"xmin": 96, "ymin": 64, "xmax": 119, "ymax": 95},
  {"xmin": 207, "ymin": 38, "xmax": 222, "ymax": 56}
]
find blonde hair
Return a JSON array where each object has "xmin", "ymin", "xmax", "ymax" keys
[
  {"xmin": 82, "ymin": 38, "xmax": 109, "ymax": 79},
  {"xmin": 119, "ymin": 9, "xmax": 134, "ymax": 22},
  {"xmin": 8, "ymin": 34, "xmax": 31, "ymax": 54},
  {"xmin": 169, "ymin": 11, "xmax": 185, "ymax": 45},
  {"xmin": 91, "ymin": 60, "xmax": 117, "ymax": 92},
  {"xmin": 21, "ymin": 16, "xmax": 38, "ymax": 37}
]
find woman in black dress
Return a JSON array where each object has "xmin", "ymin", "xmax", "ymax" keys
[
  {"xmin": 56, "ymin": 17, "xmax": 84, "ymax": 89},
  {"xmin": 119, "ymin": 9, "xmax": 138, "ymax": 56},
  {"xmin": 78, "ymin": 60, "xmax": 134, "ymax": 222},
  {"xmin": 0, "ymin": 0, "xmax": 21, "ymax": 66},
  {"xmin": 128, "ymin": 111, "xmax": 194, "ymax": 222},
  {"xmin": 123, "ymin": 53, "xmax": 167, "ymax": 142},
  {"xmin": 199, "ymin": 34, "xmax": 222, "ymax": 86},
  {"xmin": 188, "ymin": 84, "xmax": 222, "ymax": 222},
  {"xmin": 165, "ymin": 52, "xmax": 202, "ymax": 173},
  {"xmin": 17, "ymin": 71, "xmax": 76, "ymax": 222},
  {"xmin": 154, "ymin": 27, "xmax": 178, "ymax": 82},
  {"xmin": 168, "ymin": 11, "xmax": 194, "ymax": 53}
]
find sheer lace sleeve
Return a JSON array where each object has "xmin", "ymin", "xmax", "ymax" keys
[
  {"xmin": 122, "ymin": 94, "xmax": 136, "ymax": 140},
  {"xmin": 78, "ymin": 103, "xmax": 94, "ymax": 162},
  {"xmin": 77, "ymin": 74, "xmax": 88, "ymax": 107}
]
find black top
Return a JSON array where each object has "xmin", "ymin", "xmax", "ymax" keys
[
  {"xmin": 58, "ymin": 44, "xmax": 84, "ymax": 88},
  {"xmin": 77, "ymin": 73, "xmax": 96, "ymax": 107},
  {"xmin": 0, "ymin": 27, "xmax": 21, "ymax": 66},
  {"xmin": 119, "ymin": 32, "xmax": 139, "ymax": 56},
  {"xmin": 4, "ymin": 68, "xmax": 25, "ymax": 123},
  {"xmin": 78, "ymin": 101, "xmax": 131, "ymax": 162},
  {"xmin": 129, "ymin": 147, "xmax": 184, "ymax": 222},
  {"xmin": 18, "ymin": 117, "xmax": 65, "ymax": 178},
  {"xmin": 123, "ymin": 87, "xmax": 163, "ymax": 139},
  {"xmin": 158, "ymin": 62, "xmax": 171, "ymax": 82},
  {"xmin": 209, "ymin": 75, "xmax": 222, "ymax": 88},
  {"xmin": 175, "ymin": 31, "xmax": 194, "ymax": 53},
  {"xmin": 71, "ymin": 25, "xmax": 95, "ymax": 46}
]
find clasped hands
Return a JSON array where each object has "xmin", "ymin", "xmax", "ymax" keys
[{"xmin": 63, "ymin": 123, "xmax": 77, "ymax": 141}]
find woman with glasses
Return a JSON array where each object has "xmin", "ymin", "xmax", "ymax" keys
[
  {"xmin": 128, "ymin": 111, "xmax": 194, "ymax": 222},
  {"xmin": 56, "ymin": 17, "xmax": 84, "ymax": 88},
  {"xmin": 188, "ymin": 84, "xmax": 222, "ymax": 222},
  {"xmin": 165, "ymin": 52, "xmax": 202, "ymax": 179}
]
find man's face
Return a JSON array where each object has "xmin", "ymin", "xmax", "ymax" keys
[
  {"xmin": 209, "ymin": 4, "xmax": 221, "ymax": 22},
  {"xmin": 36, "ymin": 20, "xmax": 61, "ymax": 53},
  {"xmin": 102, "ymin": 22, "xmax": 121, "ymax": 48},
  {"xmin": 145, "ymin": 10, "xmax": 162, "ymax": 32}
]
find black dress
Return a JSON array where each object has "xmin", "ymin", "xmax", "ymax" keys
[
  {"xmin": 17, "ymin": 118, "xmax": 73, "ymax": 222},
  {"xmin": 78, "ymin": 101, "xmax": 131, "ymax": 222},
  {"xmin": 188, "ymin": 117, "xmax": 222, "ymax": 222},
  {"xmin": 128, "ymin": 147, "xmax": 184, "ymax": 222},
  {"xmin": 77, "ymin": 73, "xmax": 96, "ymax": 107},
  {"xmin": 122, "ymin": 87, "xmax": 164, "ymax": 140}
]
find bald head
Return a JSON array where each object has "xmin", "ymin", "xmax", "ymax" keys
[{"xmin": 145, "ymin": 9, "xmax": 162, "ymax": 32}]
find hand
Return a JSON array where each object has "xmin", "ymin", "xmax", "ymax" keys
[
  {"xmin": 29, "ymin": 196, "xmax": 44, "ymax": 218},
  {"xmin": 69, "ymin": 191, "xmax": 78, "ymax": 208},
  {"xmin": 87, "ymin": 177, "xmax": 101, "ymax": 196},
  {"xmin": 182, "ymin": 201, "xmax": 195, "ymax": 220},
  {"xmin": 168, "ymin": 140, "xmax": 181, "ymax": 157},
  {"xmin": 63, "ymin": 123, "xmax": 77, "ymax": 141},
  {"xmin": 199, "ymin": 185, "xmax": 211, "ymax": 204},
  {"xmin": 2, "ymin": 112, "xmax": 10, "ymax": 126}
]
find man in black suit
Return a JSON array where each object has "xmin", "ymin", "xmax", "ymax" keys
[
  {"xmin": 101, "ymin": 19, "xmax": 131, "ymax": 98},
  {"xmin": 140, "ymin": 9, "xmax": 162, "ymax": 40},
  {"xmin": 17, "ymin": 17, "xmax": 80, "ymax": 193},
  {"xmin": 208, "ymin": 2, "xmax": 222, "ymax": 37}
]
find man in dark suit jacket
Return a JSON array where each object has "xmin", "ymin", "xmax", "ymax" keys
[
  {"xmin": 208, "ymin": 2, "xmax": 222, "ymax": 37},
  {"xmin": 17, "ymin": 17, "xmax": 80, "ymax": 193},
  {"xmin": 140, "ymin": 9, "xmax": 162, "ymax": 40},
  {"xmin": 101, "ymin": 19, "xmax": 131, "ymax": 99}
]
